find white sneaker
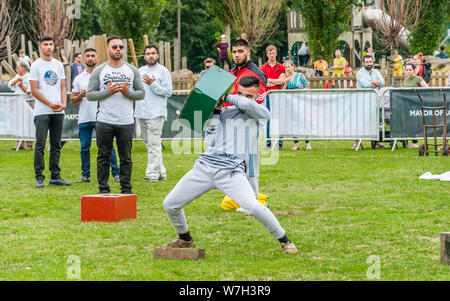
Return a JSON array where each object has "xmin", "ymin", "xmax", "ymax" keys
[
  {"xmin": 305, "ymin": 143, "xmax": 312, "ymax": 151},
  {"xmin": 291, "ymin": 144, "xmax": 299, "ymax": 151}
]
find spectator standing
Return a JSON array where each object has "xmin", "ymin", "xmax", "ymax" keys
[
  {"xmin": 413, "ymin": 53, "xmax": 424, "ymax": 77},
  {"xmin": 314, "ymin": 55, "xmax": 329, "ymax": 77},
  {"xmin": 199, "ymin": 58, "xmax": 216, "ymax": 79},
  {"xmin": 343, "ymin": 61, "xmax": 353, "ymax": 88},
  {"xmin": 70, "ymin": 53, "xmax": 85, "ymax": 89},
  {"xmin": 135, "ymin": 45, "xmax": 173, "ymax": 183},
  {"xmin": 298, "ymin": 42, "xmax": 310, "ymax": 67},
  {"xmin": 214, "ymin": 35, "xmax": 232, "ymax": 70},
  {"xmin": 260, "ymin": 45, "xmax": 286, "ymax": 150},
  {"xmin": 70, "ymin": 48, "xmax": 120, "ymax": 183},
  {"xmin": 18, "ymin": 49, "xmax": 32, "ymax": 67},
  {"xmin": 331, "ymin": 49, "xmax": 346, "ymax": 88},
  {"xmin": 367, "ymin": 48, "xmax": 375, "ymax": 61},
  {"xmin": 393, "ymin": 50, "xmax": 403, "ymax": 87},
  {"xmin": 30, "ymin": 35, "xmax": 71, "ymax": 188},
  {"xmin": 282, "ymin": 60, "xmax": 311, "ymax": 151},
  {"xmin": 87, "ymin": 36, "xmax": 145, "ymax": 194},
  {"xmin": 403, "ymin": 62, "xmax": 429, "ymax": 149},
  {"xmin": 8, "ymin": 62, "xmax": 33, "ymax": 150},
  {"xmin": 435, "ymin": 45, "xmax": 448, "ymax": 59},
  {"xmin": 355, "ymin": 55, "xmax": 385, "ymax": 149}
]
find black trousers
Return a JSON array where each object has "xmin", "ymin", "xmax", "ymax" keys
[
  {"xmin": 34, "ymin": 114, "xmax": 64, "ymax": 181},
  {"xmin": 96, "ymin": 122, "xmax": 134, "ymax": 194},
  {"xmin": 220, "ymin": 57, "xmax": 232, "ymax": 69}
]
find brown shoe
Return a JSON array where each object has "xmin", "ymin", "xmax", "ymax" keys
[
  {"xmin": 281, "ymin": 242, "xmax": 298, "ymax": 254},
  {"xmin": 163, "ymin": 237, "xmax": 196, "ymax": 249}
]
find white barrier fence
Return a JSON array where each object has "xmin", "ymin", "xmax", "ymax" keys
[
  {"xmin": 266, "ymin": 89, "xmax": 380, "ymax": 141},
  {"xmin": 0, "ymin": 93, "xmax": 35, "ymax": 140}
]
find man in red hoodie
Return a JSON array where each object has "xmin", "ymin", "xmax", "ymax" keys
[{"xmin": 228, "ymin": 39, "xmax": 267, "ymax": 105}]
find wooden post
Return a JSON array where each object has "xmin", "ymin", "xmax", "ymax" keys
[
  {"xmin": 143, "ymin": 35, "xmax": 149, "ymax": 47},
  {"xmin": 164, "ymin": 42, "xmax": 171, "ymax": 72},
  {"xmin": 31, "ymin": 52, "xmax": 39, "ymax": 61},
  {"xmin": 6, "ymin": 35, "xmax": 12, "ymax": 67},
  {"xmin": 182, "ymin": 57, "xmax": 187, "ymax": 70},
  {"xmin": 101, "ymin": 35, "xmax": 108, "ymax": 64},
  {"xmin": 12, "ymin": 54, "xmax": 19, "ymax": 66},
  {"xmin": 174, "ymin": 38, "xmax": 180, "ymax": 71},
  {"xmin": 20, "ymin": 34, "xmax": 26, "ymax": 52},
  {"xmin": 258, "ymin": 57, "xmax": 262, "ymax": 67},
  {"xmin": 128, "ymin": 39, "xmax": 138, "ymax": 68},
  {"xmin": 442, "ymin": 232, "xmax": 450, "ymax": 265},
  {"xmin": 1, "ymin": 60, "xmax": 16, "ymax": 77},
  {"xmin": 159, "ymin": 41, "xmax": 164, "ymax": 67},
  {"xmin": 122, "ymin": 39, "xmax": 128, "ymax": 63},
  {"xmin": 154, "ymin": 248, "xmax": 205, "ymax": 260},
  {"xmin": 28, "ymin": 40, "xmax": 33, "ymax": 59}
]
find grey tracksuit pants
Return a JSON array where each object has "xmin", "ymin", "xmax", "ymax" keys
[{"xmin": 163, "ymin": 161, "xmax": 286, "ymax": 240}]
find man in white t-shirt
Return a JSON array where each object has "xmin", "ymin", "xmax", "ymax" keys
[
  {"xmin": 135, "ymin": 44, "xmax": 172, "ymax": 182},
  {"xmin": 30, "ymin": 35, "xmax": 71, "ymax": 188},
  {"xmin": 71, "ymin": 48, "xmax": 120, "ymax": 183},
  {"xmin": 87, "ymin": 36, "xmax": 145, "ymax": 194},
  {"xmin": 8, "ymin": 62, "xmax": 33, "ymax": 150}
]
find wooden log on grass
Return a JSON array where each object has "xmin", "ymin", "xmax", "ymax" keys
[
  {"xmin": 12, "ymin": 53, "xmax": 19, "ymax": 65},
  {"xmin": 441, "ymin": 232, "xmax": 450, "ymax": 265},
  {"xmin": 31, "ymin": 52, "xmax": 39, "ymax": 61},
  {"xmin": 154, "ymin": 248, "xmax": 205, "ymax": 260}
]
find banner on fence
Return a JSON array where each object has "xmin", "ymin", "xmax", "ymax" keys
[
  {"xmin": 390, "ymin": 88, "xmax": 450, "ymax": 138},
  {"xmin": 0, "ymin": 92, "xmax": 195, "ymax": 140},
  {"xmin": 267, "ymin": 89, "xmax": 379, "ymax": 140}
]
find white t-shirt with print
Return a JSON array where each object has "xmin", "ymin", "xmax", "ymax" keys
[
  {"xmin": 29, "ymin": 58, "xmax": 66, "ymax": 116},
  {"xmin": 72, "ymin": 70, "xmax": 98, "ymax": 124}
]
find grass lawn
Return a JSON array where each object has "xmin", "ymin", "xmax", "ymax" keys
[{"xmin": 0, "ymin": 139, "xmax": 448, "ymax": 281}]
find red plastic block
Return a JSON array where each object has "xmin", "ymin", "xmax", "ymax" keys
[{"xmin": 81, "ymin": 194, "xmax": 137, "ymax": 222}]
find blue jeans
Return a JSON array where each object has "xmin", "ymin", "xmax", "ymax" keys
[
  {"xmin": 265, "ymin": 97, "xmax": 283, "ymax": 147},
  {"xmin": 79, "ymin": 122, "xmax": 119, "ymax": 178}
]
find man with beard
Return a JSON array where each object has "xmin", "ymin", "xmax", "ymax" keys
[
  {"xmin": 355, "ymin": 55, "xmax": 385, "ymax": 149},
  {"xmin": 229, "ymin": 39, "xmax": 267, "ymax": 104},
  {"xmin": 87, "ymin": 36, "xmax": 145, "ymax": 194},
  {"xmin": 71, "ymin": 48, "xmax": 120, "ymax": 184},
  {"xmin": 135, "ymin": 45, "xmax": 172, "ymax": 183}
]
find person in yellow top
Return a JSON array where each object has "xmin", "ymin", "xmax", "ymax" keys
[
  {"xmin": 331, "ymin": 49, "xmax": 346, "ymax": 77},
  {"xmin": 314, "ymin": 55, "xmax": 329, "ymax": 77},
  {"xmin": 392, "ymin": 50, "xmax": 403, "ymax": 87}
]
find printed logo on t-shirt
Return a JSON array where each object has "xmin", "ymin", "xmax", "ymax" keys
[
  {"xmin": 102, "ymin": 71, "xmax": 132, "ymax": 88},
  {"xmin": 44, "ymin": 70, "xmax": 58, "ymax": 86}
]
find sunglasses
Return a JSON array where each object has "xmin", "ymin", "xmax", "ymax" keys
[{"xmin": 112, "ymin": 45, "xmax": 124, "ymax": 50}]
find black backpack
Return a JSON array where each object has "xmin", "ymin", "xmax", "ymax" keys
[{"xmin": 422, "ymin": 62, "xmax": 432, "ymax": 83}]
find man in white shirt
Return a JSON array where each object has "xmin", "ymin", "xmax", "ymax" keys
[
  {"xmin": 30, "ymin": 35, "xmax": 71, "ymax": 188},
  {"xmin": 87, "ymin": 36, "xmax": 145, "ymax": 194},
  {"xmin": 8, "ymin": 62, "xmax": 33, "ymax": 150},
  {"xmin": 71, "ymin": 48, "xmax": 120, "ymax": 183},
  {"xmin": 355, "ymin": 55, "xmax": 385, "ymax": 149},
  {"xmin": 135, "ymin": 45, "xmax": 173, "ymax": 182}
]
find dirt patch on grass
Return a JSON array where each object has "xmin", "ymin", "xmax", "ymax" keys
[{"xmin": 274, "ymin": 210, "xmax": 300, "ymax": 217}]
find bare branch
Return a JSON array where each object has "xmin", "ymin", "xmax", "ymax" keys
[
  {"xmin": 217, "ymin": 0, "xmax": 285, "ymax": 50},
  {"xmin": 0, "ymin": 0, "xmax": 20, "ymax": 60}
]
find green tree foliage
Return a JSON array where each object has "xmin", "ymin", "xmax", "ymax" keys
[
  {"xmin": 74, "ymin": 0, "xmax": 102, "ymax": 40},
  {"xmin": 96, "ymin": 0, "xmax": 167, "ymax": 51},
  {"xmin": 289, "ymin": 0, "xmax": 355, "ymax": 62},
  {"xmin": 408, "ymin": 0, "xmax": 448, "ymax": 55},
  {"xmin": 153, "ymin": 0, "xmax": 223, "ymax": 73}
]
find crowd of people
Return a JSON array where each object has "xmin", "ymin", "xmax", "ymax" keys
[{"xmin": 6, "ymin": 34, "xmax": 300, "ymax": 255}]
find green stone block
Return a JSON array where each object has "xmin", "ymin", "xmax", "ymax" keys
[{"xmin": 178, "ymin": 66, "xmax": 236, "ymax": 134}]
